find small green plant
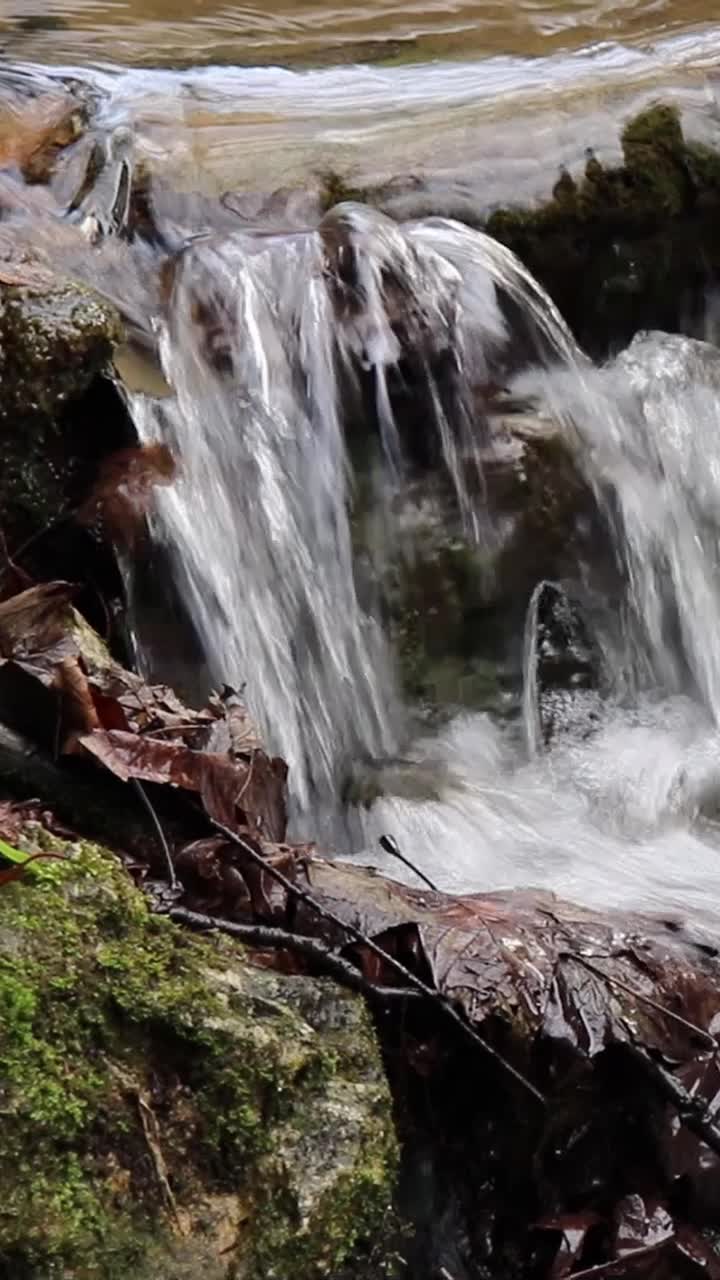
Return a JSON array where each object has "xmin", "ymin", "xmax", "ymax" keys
[{"xmin": 0, "ymin": 836, "xmax": 68, "ymax": 887}]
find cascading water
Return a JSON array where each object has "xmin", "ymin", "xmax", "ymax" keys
[
  {"xmin": 14, "ymin": 124, "xmax": 720, "ymax": 920},
  {"xmin": 131, "ymin": 225, "xmax": 401, "ymax": 818},
  {"xmin": 129, "ymin": 204, "xmax": 578, "ymax": 826},
  {"xmin": 536, "ymin": 332, "xmax": 720, "ymax": 721},
  {"xmin": 361, "ymin": 330, "xmax": 720, "ymax": 921}
]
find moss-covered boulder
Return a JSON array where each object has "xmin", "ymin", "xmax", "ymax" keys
[
  {"xmin": 484, "ymin": 103, "xmax": 720, "ymax": 352},
  {"xmin": 0, "ymin": 833, "xmax": 398, "ymax": 1279},
  {"xmin": 0, "ymin": 268, "xmax": 120, "ymax": 420},
  {"xmin": 321, "ymin": 104, "xmax": 720, "ymax": 354}
]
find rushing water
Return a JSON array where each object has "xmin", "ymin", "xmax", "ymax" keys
[
  {"xmin": 5, "ymin": 9, "xmax": 720, "ymax": 922},
  {"xmin": 116, "ymin": 199, "xmax": 720, "ymax": 925},
  {"xmin": 3, "ymin": 30, "xmax": 720, "ymax": 204}
]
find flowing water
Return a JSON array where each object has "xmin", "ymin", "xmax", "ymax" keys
[
  {"xmin": 4, "ymin": 7, "xmax": 720, "ymax": 923},
  {"xmin": 114, "ymin": 208, "xmax": 720, "ymax": 925}
]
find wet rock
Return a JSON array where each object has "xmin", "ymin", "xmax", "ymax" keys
[
  {"xmin": 0, "ymin": 86, "xmax": 85, "ymax": 184},
  {"xmin": 485, "ymin": 104, "xmax": 720, "ymax": 353},
  {"xmin": 0, "ymin": 259, "xmax": 127, "ymax": 584},
  {"xmin": 523, "ymin": 579, "xmax": 604, "ymax": 751},
  {"xmin": 367, "ymin": 399, "xmax": 602, "ymax": 710},
  {"xmin": 0, "ymin": 835, "xmax": 398, "ymax": 1279}
]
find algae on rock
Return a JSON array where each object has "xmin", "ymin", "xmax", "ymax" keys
[{"xmin": 0, "ymin": 832, "xmax": 398, "ymax": 1280}]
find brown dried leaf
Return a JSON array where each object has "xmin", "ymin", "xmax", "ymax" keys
[
  {"xmin": 0, "ymin": 582, "xmax": 77, "ymax": 657},
  {"xmin": 78, "ymin": 728, "xmax": 287, "ymax": 841},
  {"xmin": 206, "ymin": 686, "xmax": 264, "ymax": 755},
  {"xmin": 77, "ymin": 444, "xmax": 177, "ymax": 548},
  {"xmin": 55, "ymin": 656, "xmax": 101, "ymax": 751}
]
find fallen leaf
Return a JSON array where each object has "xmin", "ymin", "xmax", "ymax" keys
[
  {"xmin": 78, "ymin": 728, "xmax": 287, "ymax": 841},
  {"xmin": 0, "ymin": 582, "xmax": 77, "ymax": 658},
  {"xmin": 76, "ymin": 444, "xmax": 177, "ymax": 547}
]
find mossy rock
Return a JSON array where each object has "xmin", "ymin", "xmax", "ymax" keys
[
  {"xmin": 0, "ymin": 833, "xmax": 398, "ymax": 1279},
  {"xmin": 483, "ymin": 103, "xmax": 720, "ymax": 351},
  {"xmin": 322, "ymin": 103, "xmax": 720, "ymax": 354},
  {"xmin": 0, "ymin": 268, "xmax": 124, "ymax": 549},
  {"xmin": 0, "ymin": 271, "xmax": 121, "ymax": 420}
]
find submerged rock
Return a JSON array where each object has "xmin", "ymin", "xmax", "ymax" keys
[{"xmin": 0, "ymin": 834, "xmax": 397, "ymax": 1279}]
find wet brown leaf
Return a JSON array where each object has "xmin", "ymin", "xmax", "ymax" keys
[
  {"xmin": 76, "ymin": 444, "xmax": 177, "ymax": 548},
  {"xmin": 0, "ymin": 582, "xmax": 77, "ymax": 657},
  {"xmin": 296, "ymin": 862, "xmax": 720, "ymax": 1056}
]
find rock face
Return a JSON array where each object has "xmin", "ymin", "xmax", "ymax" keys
[
  {"xmin": 369, "ymin": 399, "xmax": 601, "ymax": 711},
  {"xmin": 485, "ymin": 104, "xmax": 720, "ymax": 354},
  {"xmin": 0, "ymin": 264, "xmax": 119, "ymax": 420},
  {"xmin": 0, "ymin": 835, "xmax": 398, "ymax": 1280},
  {"xmin": 0, "ymin": 257, "xmax": 125, "ymax": 559}
]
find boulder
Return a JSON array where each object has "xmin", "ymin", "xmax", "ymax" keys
[
  {"xmin": 0, "ymin": 257, "xmax": 124, "ymax": 551},
  {"xmin": 0, "ymin": 834, "xmax": 398, "ymax": 1279}
]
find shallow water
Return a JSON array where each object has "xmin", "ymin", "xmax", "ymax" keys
[
  {"xmin": 1, "ymin": 0, "xmax": 718, "ymax": 67},
  {"xmin": 3, "ymin": 0, "xmax": 720, "ymax": 202}
]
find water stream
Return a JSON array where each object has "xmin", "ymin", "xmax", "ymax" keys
[
  {"xmin": 122, "ymin": 203, "xmax": 720, "ymax": 926},
  {"xmin": 4, "ymin": 16, "xmax": 720, "ymax": 925}
]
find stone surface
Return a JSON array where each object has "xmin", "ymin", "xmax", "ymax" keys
[
  {"xmin": 0, "ymin": 262, "xmax": 123, "ymax": 550},
  {"xmin": 0, "ymin": 833, "xmax": 398, "ymax": 1279}
]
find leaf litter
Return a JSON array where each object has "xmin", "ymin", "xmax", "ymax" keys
[{"xmin": 1, "ymin": 579, "xmax": 720, "ymax": 1275}]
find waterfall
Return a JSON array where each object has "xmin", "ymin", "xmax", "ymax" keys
[
  {"xmin": 68, "ymin": 175, "xmax": 720, "ymax": 919},
  {"xmin": 130, "ymin": 205, "xmax": 577, "ymax": 820},
  {"xmin": 537, "ymin": 331, "xmax": 720, "ymax": 722}
]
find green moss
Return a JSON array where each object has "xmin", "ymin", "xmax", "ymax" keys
[
  {"xmin": 316, "ymin": 169, "xmax": 389, "ymax": 214},
  {"xmin": 482, "ymin": 102, "xmax": 720, "ymax": 352},
  {"xmin": 0, "ymin": 832, "xmax": 398, "ymax": 1279}
]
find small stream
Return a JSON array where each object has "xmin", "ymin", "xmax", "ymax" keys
[{"xmin": 3, "ymin": 11, "xmax": 720, "ymax": 926}]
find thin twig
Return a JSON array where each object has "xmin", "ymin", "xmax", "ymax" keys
[
  {"xmin": 573, "ymin": 954, "xmax": 717, "ymax": 1050},
  {"xmin": 626, "ymin": 1042, "xmax": 720, "ymax": 1159},
  {"xmin": 208, "ymin": 817, "xmax": 546, "ymax": 1106},
  {"xmin": 131, "ymin": 778, "xmax": 179, "ymax": 891},
  {"xmin": 379, "ymin": 833, "xmax": 438, "ymax": 892},
  {"xmin": 567, "ymin": 1242, "xmax": 668, "ymax": 1279},
  {"xmin": 169, "ymin": 906, "xmax": 423, "ymax": 1003}
]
